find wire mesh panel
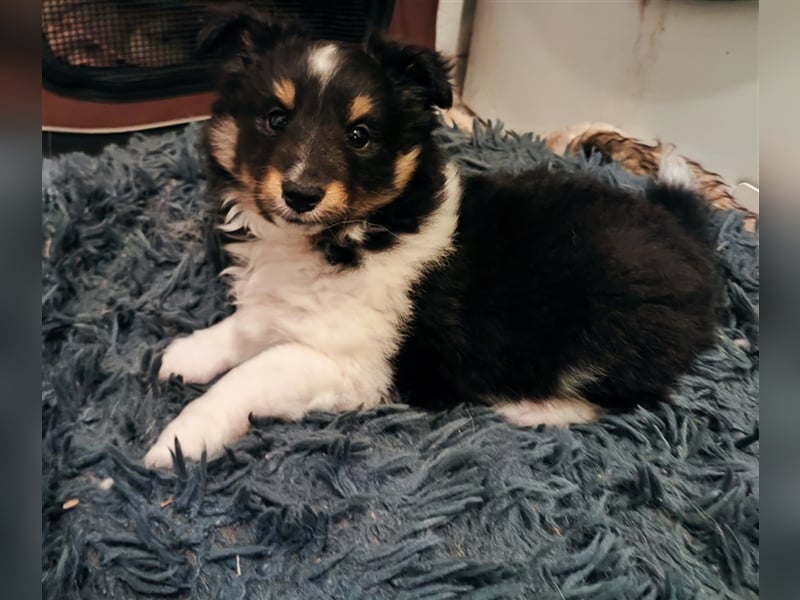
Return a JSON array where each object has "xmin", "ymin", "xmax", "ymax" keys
[{"xmin": 42, "ymin": 0, "xmax": 395, "ymax": 101}]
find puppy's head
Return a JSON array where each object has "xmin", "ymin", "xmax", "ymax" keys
[{"xmin": 201, "ymin": 8, "xmax": 453, "ymax": 229}]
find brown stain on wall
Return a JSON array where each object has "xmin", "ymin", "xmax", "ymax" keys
[
  {"xmin": 629, "ymin": 0, "xmax": 669, "ymax": 100},
  {"xmin": 639, "ymin": 0, "xmax": 652, "ymax": 21}
]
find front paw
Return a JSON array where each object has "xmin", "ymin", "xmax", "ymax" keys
[
  {"xmin": 158, "ymin": 335, "xmax": 226, "ymax": 384},
  {"xmin": 144, "ymin": 409, "xmax": 230, "ymax": 469}
]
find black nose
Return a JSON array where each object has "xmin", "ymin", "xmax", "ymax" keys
[{"xmin": 282, "ymin": 181, "xmax": 324, "ymax": 213}]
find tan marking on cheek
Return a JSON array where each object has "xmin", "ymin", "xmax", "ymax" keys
[
  {"xmin": 346, "ymin": 146, "xmax": 422, "ymax": 218},
  {"xmin": 228, "ymin": 166, "xmax": 258, "ymax": 212},
  {"xmin": 393, "ymin": 146, "xmax": 422, "ymax": 192},
  {"xmin": 343, "ymin": 146, "xmax": 424, "ymax": 219},
  {"xmin": 240, "ymin": 166, "xmax": 255, "ymax": 188},
  {"xmin": 208, "ymin": 117, "xmax": 239, "ymax": 173},
  {"xmin": 260, "ymin": 167, "xmax": 284, "ymax": 204},
  {"xmin": 350, "ymin": 190, "xmax": 400, "ymax": 219},
  {"xmin": 320, "ymin": 181, "xmax": 349, "ymax": 214},
  {"xmin": 273, "ymin": 78, "xmax": 296, "ymax": 110},
  {"xmin": 348, "ymin": 94, "xmax": 374, "ymax": 123}
]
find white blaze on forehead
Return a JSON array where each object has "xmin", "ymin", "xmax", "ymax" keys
[{"xmin": 308, "ymin": 44, "xmax": 339, "ymax": 87}]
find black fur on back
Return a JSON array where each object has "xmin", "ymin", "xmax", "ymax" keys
[{"xmin": 393, "ymin": 167, "xmax": 723, "ymax": 413}]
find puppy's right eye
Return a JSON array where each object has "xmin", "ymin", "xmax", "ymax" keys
[
  {"xmin": 347, "ymin": 125, "xmax": 370, "ymax": 149},
  {"xmin": 256, "ymin": 109, "xmax": 290, "ymax": 135}
]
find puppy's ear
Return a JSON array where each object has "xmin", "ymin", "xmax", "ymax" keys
[
  {"xmin": 366, "ymin": 34, "xmax": 453, "ymax": 110},
  {"xmin": 197, "ymin": 4, "xmax": 306, "ymax": 59}
]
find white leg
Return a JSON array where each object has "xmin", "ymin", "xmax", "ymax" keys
[
  {"xmin": 494, "ymin": 397, "xmax": 601, "ymax": 427},
  {"xmin": 158, "ymin": 312, "xmax": 278, "ymax": 384},
  {"xmin": 144, "ymin": 343, "xmax": 373, "ymax": 468}
]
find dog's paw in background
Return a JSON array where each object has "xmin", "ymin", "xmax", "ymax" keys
[
  {"xmin": 158, "ymin": 333, "xmax": 229, "ymax": 384},
  {"xmin": 543, "ymin": 121, "xmax": 758, "ymax": 232}
]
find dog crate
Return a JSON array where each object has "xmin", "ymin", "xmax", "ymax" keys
[{"xmin": 42, "ymin": 0, "xmax": 396, "ymax": 102}]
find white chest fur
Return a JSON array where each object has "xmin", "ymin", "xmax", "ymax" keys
[{"xmin": 218, "ymin": 163, "xmax": 462, "ymax": 394}]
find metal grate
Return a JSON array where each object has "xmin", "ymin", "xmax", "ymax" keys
[{"xmin": 42, "ymin": 0, "xmax": 395, "ymax": 101}]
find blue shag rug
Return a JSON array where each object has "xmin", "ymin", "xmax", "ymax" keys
[{"xmin": 42, "ymin": 121, "xmax": 759, "ymax": 599}]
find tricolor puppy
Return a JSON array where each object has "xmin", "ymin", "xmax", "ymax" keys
[{"xmin": 144, "ymin": 10, "xmax": 721, "ymax": 468}]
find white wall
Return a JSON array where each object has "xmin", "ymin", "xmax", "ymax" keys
[
  {"xmin": 461, "ymin": 0, "xmax": 758, "ymax": 195},
  {"xmin": 436, "ymin": 0, "xmax": 465, "ymax": 58}
]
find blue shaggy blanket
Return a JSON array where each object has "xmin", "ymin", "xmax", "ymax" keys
[{"xmin": 42, "ymin": 121, "xmax": 759, "ymax": 599}]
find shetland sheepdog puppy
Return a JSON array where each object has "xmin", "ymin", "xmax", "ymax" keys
[{"xmin": 144, "ymin": 8, "xmax": 721, "ymax": 468}]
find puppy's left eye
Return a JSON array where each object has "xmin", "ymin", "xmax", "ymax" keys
[
  {"xmin": 347, "ymin": 125, "xmax": 370, "ymax": 149},
  {"xmin": 256, "ymin": 109, "xmax": 290, "ymax": 135}
]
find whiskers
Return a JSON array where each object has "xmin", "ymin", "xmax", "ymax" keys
[
  {"xmin": 319, "ymin": 218, "xmax": 369, "ymax": 233},
  {"xmin": 319, "ymin": 218, "xmax": 404, "ymax": 243},
  {"xmin": 219, "ymin": 190, "xmax": 404, "ymax": 246}
]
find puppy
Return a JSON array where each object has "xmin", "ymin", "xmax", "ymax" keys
[{"xmin": 144, "ymin": 10, "xmax": 721, "ymax": 468}]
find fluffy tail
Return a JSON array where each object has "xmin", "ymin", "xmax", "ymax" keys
[
  {"xmin": 656, "ymin": 143, "xmax": 696, "ymax": 190},
  {"xmin": 647, "ymin": 144, "xmax": 714, "ymax": 245}
]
